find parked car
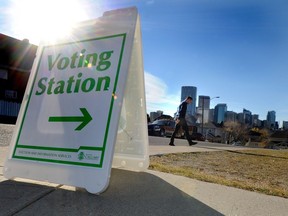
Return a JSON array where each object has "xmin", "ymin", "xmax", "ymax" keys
[
  {"xmin": 148, "ymin": 119, "xmax": 197, "ymax": 138},
  {"xmin": 148, "ymin": 119, "xmax": 175, "ymax": 137}
]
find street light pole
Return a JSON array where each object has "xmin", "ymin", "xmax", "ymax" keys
[
  {"xmin": 201, "ymin": 96, "xmax": 220, "ymax": 136},
  {"xmin": 201, "ymin": 97, "xmax": 204, "ymax": 135}
]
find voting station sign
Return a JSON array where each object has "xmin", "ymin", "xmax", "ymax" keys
[
  {"xmin": 4, "ymin": 7, "xmax": 147, "ymax": 194},
  {"xmin": 13, "ymin": 34, "xmax": 124, "ymax": 167}
]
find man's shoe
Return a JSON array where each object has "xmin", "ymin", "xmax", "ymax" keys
[
  {"xmin": 169, "ymin": 143, "xmax": 175, "ymax": 146},
  {"xmin": 189, "ymin": 141, "xmax": 197, "ymax": 146}
]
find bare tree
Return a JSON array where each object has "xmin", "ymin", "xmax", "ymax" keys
[
  {"xmin": 259, "ymin": 128, "xmax": 270, "ymax": 147},
  {"xmin": 224, "ymin": 121, "xmax": 249, "ymax": 144}
]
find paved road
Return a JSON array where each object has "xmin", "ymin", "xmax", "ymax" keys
[{"xmin": 1, "ymin": 124, "xmax": 288, "ymax": 216}]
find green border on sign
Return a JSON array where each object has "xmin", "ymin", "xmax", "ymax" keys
[{"xmin": 12, "ymin": 33, "xmax": 127, "ymax": 168}]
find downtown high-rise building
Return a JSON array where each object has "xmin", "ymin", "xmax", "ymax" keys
[
  {"xmin": 198, "ymin": 95, "xmax": 210, "ymax": 109},
  {"xmin": 267, "ymin": 110, "xmax": 276, "ymax": 128},
  {"xmin": 214, "ymin": 103, "xmax": 227, "ymax": 124},
  {"xmin": 198, "ymin": 95, "xmax": 210, "ymax": 124},
  {"xmin": 243, "ymin": 109, "xmax": 252, "ymax": 125},
  {"xmin": 181, "ymin": 86, "xmax": 197, "ymax": 116},
  {"xmin": 283, "ymin": 121, "xmax": 288, "ymax": 130},
  {"xmin": 252, "ymin": 114, "xmax": 261, "ymax": 127},
  {"xmin": 225, "ymin": 111, "xmax": 237, "ymax": 122}
]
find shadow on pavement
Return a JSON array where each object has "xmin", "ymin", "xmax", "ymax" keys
[
  {"xmin": 0, "ymin": 169, "xmax": 223, "ymax": 216},
  {"xmin": 0, "ymin": 180, "xmax": 55, "ymax": 216}
]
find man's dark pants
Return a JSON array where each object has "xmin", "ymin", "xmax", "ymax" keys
[{"xmin": 170, "ymin": 118, "xmax": 192, "ymax": 145}]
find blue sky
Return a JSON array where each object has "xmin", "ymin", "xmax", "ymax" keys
[{"xmin": 1, "ymin": 0, "xmax": 288, "ymax": 126}]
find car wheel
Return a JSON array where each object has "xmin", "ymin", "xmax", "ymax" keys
[{"xmin": 160, "ymin": 129, "xmax": 165, "ymax": 137}]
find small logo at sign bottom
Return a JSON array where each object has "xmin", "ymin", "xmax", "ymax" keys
[
  {"xmin": 78, "ymin": 152, "xmax": 85, "ymax": 160},
  {"xmin": 78, "ymin": 152, "xmax": 99, "ymax": 161}
]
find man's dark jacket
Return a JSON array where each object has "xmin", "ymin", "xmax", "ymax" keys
[{"xmin": 177, "ymin": 100, "xmax": 188, "ymax": 118}]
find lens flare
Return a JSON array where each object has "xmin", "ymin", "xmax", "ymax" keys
[{"xmin": 8, "ymin": 0, "xmax": 89, "ymax": 44}]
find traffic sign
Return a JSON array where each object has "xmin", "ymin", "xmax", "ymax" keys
[{"xmin": 4, "ymin": 7, "xmax": 149, "ymax": 194}]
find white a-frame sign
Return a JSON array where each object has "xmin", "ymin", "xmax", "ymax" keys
[{"xmin": 4, "ymin": 7, "xmax": 149, "ymax": 194}]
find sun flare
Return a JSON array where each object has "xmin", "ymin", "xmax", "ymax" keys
[{"xmin": 9, "ymin": 0, "xmax": 89, "ymax": 44}]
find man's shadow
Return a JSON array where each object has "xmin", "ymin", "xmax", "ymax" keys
[{"xmin": 0, "ymin": 169, "xmax": 223, "ymax": 216}]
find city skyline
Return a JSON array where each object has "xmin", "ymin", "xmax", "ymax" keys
[{"xmin": 149, "ymin": 88, "xmax": 280, "ymax": 126}]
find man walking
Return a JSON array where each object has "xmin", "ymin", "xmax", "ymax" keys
[{"xmin": 169, "ymin": 96, "xmax": 197, "ymax": 146}]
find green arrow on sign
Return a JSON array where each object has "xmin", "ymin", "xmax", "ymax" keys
[{"xmin": 48, "ymin": 108, "xmax": 92, "ymax": 131}]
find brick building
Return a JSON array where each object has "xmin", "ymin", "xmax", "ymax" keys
[{"xmin": 0, "ymin": 33, "xmax": 37, "ymax": 123}]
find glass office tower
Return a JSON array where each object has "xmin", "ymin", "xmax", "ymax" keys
[
  {"xmin": 214, "ymin": 103, "xmax": 227, "ymax": 124},
  {"xmin": 267, "ymin": 110, "xmax": 276, "ymax": 128}
]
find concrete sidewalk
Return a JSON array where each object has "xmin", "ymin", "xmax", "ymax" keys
[{"xmin": 1, "ymin": 137, "xmax": 288, "ymax": 215}]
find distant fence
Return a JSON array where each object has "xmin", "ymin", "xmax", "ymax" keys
[
  {"xmin": 268, "ymin": 137, "xmax": 288, "ymax": 149},
  {"xmin": 269, "ymin": 137, "xmax": 288, "ymax": 142},
  {"xmin": 0, "ymin": 100, "xmax": 21, "ymax": 117}
]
